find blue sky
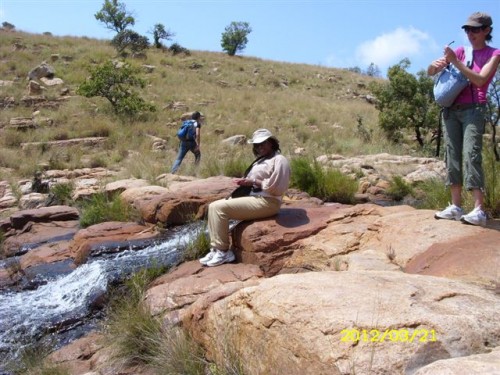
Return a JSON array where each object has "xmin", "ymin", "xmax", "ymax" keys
[{"xmin": 1, "ymin": 0, "xmax": 499, "ymax": 75}]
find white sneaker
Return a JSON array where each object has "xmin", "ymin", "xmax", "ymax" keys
[
  {"xmin": 199, "ymin": 249, "xmax": 216, "ymax": 265},
  {"xmin": 206, "ymin": 249, "xmax": 235, "ymax": 267},
  {"xmin": 460, "ymin": 207, "xmax": 487, "ymax": 226},
  {"xmin": 434, "ymin": 204, "xmax": 464, "ymax": 221}
]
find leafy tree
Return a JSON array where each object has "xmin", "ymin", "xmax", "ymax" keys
[
  {"xmin": 2, "ymin": 22, "xmax": 15, "ymax": 30},
  {"xmin": 149, "ymin": 23, "xmax": 174, "ymax": 49},
  {"xmin": 346, "ymin": 66, "xmax": 362, "ymax": 74},
  {"xmin": 369, "ymin": 58, "xmax": 439, "ymax": 146},
  {"xmin": 366, "ymin": 63, "xmax": 381, "ymax": 77},
  {"xmin": 77, "ymin": 60, "xmax": 156, "ymax": 116},
  {"xmin": 95, "ymin": 0, "xmax": 135, "ymax": 33},
  {"xmin": 221, "ymin": 21, "xmax": 252, "ymax": 56},
  {"xmin": 111, "ymin": 29, "xmax": 149, "ymax": 56},
  {"xmin": 169, "ymin": 43, "xmax": 190, "ymax": 56}
]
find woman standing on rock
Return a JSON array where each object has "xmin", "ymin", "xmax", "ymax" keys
[
  {"xmin": 428, "ymin": 12, "xmax": 500, "ymax": 226},
  {"xmin": 200, "ymin": 129, "xmax": 291, "ymax": 267}
]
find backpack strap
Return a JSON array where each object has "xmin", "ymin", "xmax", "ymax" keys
[{"xmin": 464, "ymin": 46, "xmax": 473, "ymax": 68}]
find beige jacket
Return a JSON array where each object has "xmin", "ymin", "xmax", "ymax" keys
[{"xmin": 247, "ymin": 153, "xmax": 290, "ymax": 201}]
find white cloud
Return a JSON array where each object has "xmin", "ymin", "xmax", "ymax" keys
[{"xmin": 355, "ymin": 26, "xmax": 431, "ymax": 70}]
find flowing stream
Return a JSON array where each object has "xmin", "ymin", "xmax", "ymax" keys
[{"xmin": 0, "ymin": 222, "xmax": 203, "ymax": 370}]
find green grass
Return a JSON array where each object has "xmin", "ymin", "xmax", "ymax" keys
[
  {"xmin": 414, "ymin": 147, "xmax": 498, "ymax": 216},
  {"xmin": 483, "ymin": 147, "xmax": 500, "ymax": 217},
  {"xmin": 5, "ymin": 342, "xmax": 70, "ymax": 375},
  {"xmin": 78, "ymin": 192, "xmax": 140, "ymax": 228},
  {"xmin": 182, "ymin": 222, "xmax": 211, "ymax": 262},
  {"xmin": 104, "ymin": 266, "xmax": 206, "ymax": 373},
  {"xmin": 386, "ymin": 175, "xmax": 414, "ymax": 201},
  {"xmin": 48, "ymin": 182, "xmax": 74, "ymax": 205},
  {"xmin": 0, "ymin": 29, "xmax": 387, "ymax": 185},
  {"xmin": 290, "ymin": 157, "xmax": 358, "ymax": 203}
]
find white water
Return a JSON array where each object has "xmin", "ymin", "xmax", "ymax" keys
[{"xmin": 0, "ymin": 222, "xmax": 201, "ymax": 367}]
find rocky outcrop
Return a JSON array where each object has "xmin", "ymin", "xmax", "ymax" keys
[
  {"xmin": 132, "ymin": 176, "xmax": 236, "ymax": 225},
  {"xmin": 69, "ymin": 221, "xmax": 160, "ymax": 265},
  {"xmin": 413, "ymin": 346, "xmax": 500, "ymax": 374},
  {"xmin": 1, "ymin": 172, "xmax": 499, "ymax": 374},
  {"xmin": 182, "ymin": 271, "xmax": 499, "ymax": 375}
]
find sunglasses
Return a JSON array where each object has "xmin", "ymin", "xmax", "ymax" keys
[
  {"xmin": 254, "ymin": 141, "xmax": 268, "ymax": 147},
  {"xmin": 464, "ymin": 26, "xmax": 485, "ymax": 34}
]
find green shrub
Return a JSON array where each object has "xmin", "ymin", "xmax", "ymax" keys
[
  {"xmin": 183, "ymin": 223, "xmax": 211, "ymax": 262},
  {"xmin": 49, "ymin": 182, "xmax": 74, "ymax": 205},
  {"xmin": 386, "ymin": 175, "xmax": 414, "ymax": 201},
  {"xmin": 105, "ymin": 266, "xmax": 166, "ymax": 365},
  {"xmin": 290, "ymin": 158, "xmax": 320, "ymax": 196},
  {"xmin": 79, "ymin": 192, "xmax": 138, "ymax": 228},
  {"xmin": 290, "ymin": 157, "xmax": 357, "ymax": 203},
  {"xmin": 107, "ymin": 292, "xmax": 163, "ymax": 366},
  {"xmin": 414, "ymin": 178, "xmax": 473, "ymax": 212},
  {"xmin": 5, "ymin": 341, "xmax": 70, "ymax": 375},
  {"xmin": 169, "ymin": 42, "xmax": 191, "ymax": 55},
  {"xmin": 105, "ymin": 266, "xmax": 205, "ymax": 373},
  {"xmin": 414, "ymin": 147, "xmax": 498, "ymax": 218},
  {"xmin": 484, "ymin": 147, "xmax": 500, "ymax": 217},
  {"xmin": 414, "ymin": 178, "xmax": 449, "ymax": 210},
  {"xmin": 147, "ymin": 327, "xmax": 206, "ymax": 375},
  {"xmin": 77, "ymin": 60, "xmax": 156, "ymax": 117},
  {"xmin": 222, "ymin": 156, "xmax": 250, "ymax": 178},
  {"xmin": 320, "ymin": 168, "xmax": 358, "ymax": 204}
]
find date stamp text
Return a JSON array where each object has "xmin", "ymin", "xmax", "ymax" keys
[{"xmin": 340, "ymin": 328, "xmax": 437, "ymax": 343}]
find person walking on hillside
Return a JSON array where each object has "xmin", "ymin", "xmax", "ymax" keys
[
  {"xmin": 199, "ymin": 128, "xmax": 291, "ymax": 267},
  {"xmin": 428, "ymin": 12, "xmax": 500, "ymax": 226},
  {"xmin": 171, "ymin": 111, "xmax": 204, "ymax": 174}
]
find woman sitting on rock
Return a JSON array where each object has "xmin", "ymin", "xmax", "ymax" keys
[{"xmin": 200, "ymin": 128, "xmax": 291, "ymax": 267}]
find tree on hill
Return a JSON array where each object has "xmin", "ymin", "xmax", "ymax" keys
[
  {"xmin": 2, "ymin": 22, "xmax": 15, "ymax": 31},
  {"xmin": 149, "ymin": 23, "xmax": 174, "ymax": 49},
  {"xmin": 111, "ymin": 29, "xmax": 149, "ymax": 56},
  {"xmin": 366, "ymin": 63, "xmax": 381, "ymax": 78},
  {"xmin": 369, "ymin": 58, "xmax": 439, "ymax": 147},
  {"xmin": 95, "ymin": 0, "xmax": 135, "ymax": 33},
  {"xmin": 221, "ymin": 21, "xmax": 252, "ymax": 56},
  {"xmin": 77, "ymin": 60, "xmax": 156, "ymax": 117}
]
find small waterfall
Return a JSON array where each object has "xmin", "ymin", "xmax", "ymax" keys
[{"xmin": 0, "ymin": 222, "xmax": 203, "ymax": 367}]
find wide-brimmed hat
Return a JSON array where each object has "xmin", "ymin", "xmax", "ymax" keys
[
  {"xmin": 462, "ymin": 12, "xmax": 492, "ymax": 28},
  {"xmin": 247, "ymin": 128, "xmax": 279, "ymax": 144}
]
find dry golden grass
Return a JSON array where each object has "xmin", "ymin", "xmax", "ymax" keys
[{"xmin": 0, "ymin": 29, "xmax": 404, "ymax": 181}]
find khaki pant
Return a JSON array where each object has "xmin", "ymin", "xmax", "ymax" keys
[{"xmin": 208, "ymin": 196, "xmax": 281, "ymax": 251}]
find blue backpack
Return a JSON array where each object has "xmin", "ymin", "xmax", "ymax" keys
[{"xmin": 177, "ymin": 120, "xmax": 196, "ymax": 141}]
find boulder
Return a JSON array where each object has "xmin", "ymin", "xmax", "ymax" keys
[
  {"xmin": 404, "ymin": 231, "xmax": 500, "ymax": 286},
  {"xmin": 144, "ymin": 260, "xmax": 263, "ymax": 324},
  {"xmin": 413, "ymin": 346, "xmax": 500, "ymax": 375},
  {"xmin": 69, "ymin": 221, "xmax": 160, "ymax": 265},
  {"xmin": 183, "ymin": 271, "xmax": 500, "ymax": 375},
  {"xmin": 27, "ymin": 62, "xmax": 55, "ymax": 80},
  {"xmin": 233, "ymin": 205, "xmax": 344, "ymax": 276},
  {"xmin": 9, "ymin": 205, "xmax": 79, "ymax": 229},
  {"xmin": 1, "ymin": 220, "xmax": 79, "ymax": 258},
  {"xmin": 134, "ymin": 176, "xmax": 235, "ymax": 225}
]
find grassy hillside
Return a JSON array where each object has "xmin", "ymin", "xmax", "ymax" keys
[{"xmin": 0, "ymin": 29, "xmax": 408, "ymax": 182}]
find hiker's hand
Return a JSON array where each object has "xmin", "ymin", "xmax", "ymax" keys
[
  {"xmin": 234, "ymin": 178, "xmax": 252, "ymax": 186},
  {"xmin": 443, "ymin": 46, "xmax": 457, "ymax": 64},
  {"xmin": 429, "ymin": 58, "xmax": 447, "ymax": 75}
]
